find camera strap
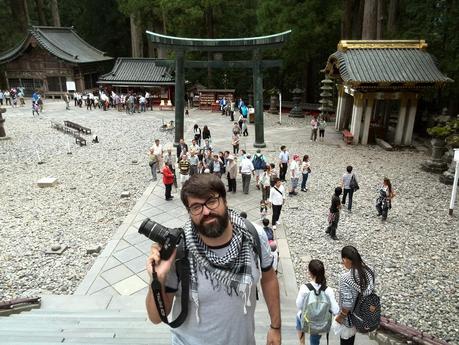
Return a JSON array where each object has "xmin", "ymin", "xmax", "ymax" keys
[{"xmin": 150, "ymin": 240, "xmax": 189, "ymax": 328}]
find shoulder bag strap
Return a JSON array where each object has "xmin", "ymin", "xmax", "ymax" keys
[{"xmin": 244, "ymin": 219, "xmax": 262, "ymax": 265}]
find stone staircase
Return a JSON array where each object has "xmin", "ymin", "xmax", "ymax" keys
[{"xmin": 0, "ymin": 295, "xmax": 302, "ymax": 345}]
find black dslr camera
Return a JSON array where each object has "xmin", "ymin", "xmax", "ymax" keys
[{"xmin": 138, "ymin": 218, "xmax": 183, "ymax": 260}]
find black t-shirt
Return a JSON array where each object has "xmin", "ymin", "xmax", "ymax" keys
[{"xmin": 330, "ymin": 195, "xmax": 341, "ymax": 213}]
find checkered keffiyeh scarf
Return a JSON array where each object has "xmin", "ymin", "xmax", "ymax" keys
[{"xmin": 184, "ymin": 208, "xmax": 257, "ymax": 323}]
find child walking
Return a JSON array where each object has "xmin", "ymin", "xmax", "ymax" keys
[{"xmin": 296, "ymin": 259, "xmax": 339, "ymax": 345}]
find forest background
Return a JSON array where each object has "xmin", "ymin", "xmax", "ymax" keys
[{"xmin": 0, "ymin": 0, "xmax": 458, "ymax": 116}]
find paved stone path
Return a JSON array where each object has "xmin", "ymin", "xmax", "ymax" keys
[{"xmin": 71, "ymin": 107, "xmax": 375, "ymax": 344}]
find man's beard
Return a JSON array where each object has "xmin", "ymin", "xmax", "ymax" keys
[{"xmin": 194, "ymin": 207, "xmax": 229, "ymax": 238}]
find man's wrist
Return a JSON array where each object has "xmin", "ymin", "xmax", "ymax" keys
[{"xmin": 270, "ymin": 324, "xmax": 281, "ymax": 330}]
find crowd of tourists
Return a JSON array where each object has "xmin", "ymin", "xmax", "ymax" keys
[
  {"xmin": 72, "ymin": 90, "xmax": 161, "ymax": 114},
  {"xmin": 141, "ymin": 106, "xmax": 389, "ymax": 345},
  {"xmin": 0, "ymin": 87, "xmax": 26, "ymax": 108}
]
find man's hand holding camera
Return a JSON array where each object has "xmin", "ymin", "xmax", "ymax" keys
[{"xmin": 146, "ymin": 243, "xmax": 177, "ymax": 283}]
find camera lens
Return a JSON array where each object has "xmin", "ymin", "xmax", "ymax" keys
[{"xmin": 138, "ymin": 218, "xmax": 169, "ymax": 245}]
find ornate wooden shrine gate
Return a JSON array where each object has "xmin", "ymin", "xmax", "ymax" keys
[{"xmin": 146, "ymin": 30, "xmax": 291, "ymax": 147}]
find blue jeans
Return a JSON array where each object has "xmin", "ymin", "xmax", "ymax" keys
[
  {"xmin": 296, "ymin": 316, "xmax": 322, "ymax": 345},
  {"xmin": 342, "ymin": 188, "xmax": 353, "ymax": 210},
  {"xmin": 301, "ymin": 173, "xmax": 309, "ymax": 189},
  {"xmin": 310, "ymin": 334, "xmax": 322, "ymax": 345}
]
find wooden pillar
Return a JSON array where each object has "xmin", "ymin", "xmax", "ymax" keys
[
  {"xmin": 394, "ymin": 96, "xmax": 408, "ymax": 145},
  {"xmin": 361, "ymin": 96, "xmax": 374, "ymax": 145},
  {"xmin": 403, "ymin": 95, "xmax": 418, "ymax": 146},
  {"xmin": 174, "ymin": 50, "xmax": 185, "ymax": 146},
  {"xmin": 253, "ymin": 49, "xmax": 266, "ymax": 148},
  {"xmin": 335, "ymin": 85, "xmax": 344, "ymax": 130},
  {"xmin": 350, "ymin": 93, "xmax": 364, "ymax": 144}
]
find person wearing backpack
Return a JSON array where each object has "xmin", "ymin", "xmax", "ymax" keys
[
  {"xmin": 335, "ymin": 246, "xmax": 379, "ymax": 345},
  {"xmin": 296, "ymin": 259, "xmax": 339, "ymax": 345},
  {"xmin": 341, "ymin": 166, "xmax": 358, "ymax": 212},
  {"xmin": 252, "ymin": 149, "xmax": 267, "ymax": 188}
]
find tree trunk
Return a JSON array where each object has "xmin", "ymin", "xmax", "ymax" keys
[
  {"xmin": 205, "ymin": 6, "xmax": 215, "ymax": 87},
  {"xmin": 130, "ymin": 13, "xmax": 143, "ymax": 58},
  {"xmin": 376, "ymin": 0, "xmax": 386, "ymax": 39},
  {"xmin": 362, "ymin": 0, "xmax": 378, "ymax": 39},
  {"xmin": 342, "ymin": 0, "xmax": 355, "ymax": 39},
  {"xmin": 352, "ymin": 0, "xmax": 365, "ymax": 39},
  {"xmin": 387, "ymin": 0, "xmax": 399, "ymax": 36},
  {"xmin": 50, "ymin": 0, "xmax": 61, "ymax": 27},
  {"xmin": 12, "ymin": 0, "xmax": 30, "ymax": 33},
  {"xmin": 35, "ymin": 0, "xmax": 47, "ymax": 25}
]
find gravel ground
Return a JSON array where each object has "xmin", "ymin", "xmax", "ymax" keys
[
  {"xmin": 0, "ymin": 104, "xmax": 173, "ymax": 299},
  {"xmin": 275, "ymin": 132, "xmax": 458, "ymax": 343},
  {"xmin": 1, "ymin": 105, "xmax": 457, "ymax": 343}
]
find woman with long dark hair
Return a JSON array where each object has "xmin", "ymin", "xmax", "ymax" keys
[
  {"xmin": 193, "ymin": 124, "xmax": 201, "ymax": 146},
  {"xmin": 376, "ymin": 177, "xmax": 395, "ymax": 221},
  {"xmin": 202, "ymin": 125, "xmax": 211, "ymax": 141},
  {"xmin": 296, "ymin": 259, "xmax": 339, "ymax": 345},
  {"xmin": 336, "ymin": 246, "xmax": 376, "ymax": 345}
]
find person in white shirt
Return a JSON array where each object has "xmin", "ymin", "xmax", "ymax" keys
[
  {"xmin": 268, "ymin": 178, "xmax": 285, "ymax": 230},
  {"xmin": 139, "ymin": 95, "xmax": 146, "ymax": 112},
  {"xmin": 295, "ymin": 259, "xmax": 339, "ymax": 345},
  {"xmin": 239, "ymin": 154, "xmax": 254, "ymax": 194},
  {"xmin": 289, "ymin": 154, "xmax": 301, "ymax": 196},
  {"xmin": 278, "ymin": 145, "xmax": 289, "ymax": 181},
  {"xmin": 151, "ymin": 139, "xmax": 163, "ymax": 171}
]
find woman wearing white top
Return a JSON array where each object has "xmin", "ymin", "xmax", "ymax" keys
[
  {"xmin": 268, "ymin": 178, "xmax": 285, "ymax": 230},
  {"xmin": 301, "ymin": 155, "xmax": 311, "ymax": 192},
  {"xmin": 296, "ymin": 260, "xmax": 339, "ymax": 345}
]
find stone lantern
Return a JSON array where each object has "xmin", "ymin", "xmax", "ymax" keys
[
  {"xmin": 318, "ymin": 79, "xmax": 334, "ymax": 121},
  {"xmin": 0, "ymin": 108, "xmax": 7, "ymax": 138},
  {"xmin": 289, "ymin": 87, "xmax": 304, "ymax": 118},
  {"xmin": 268, "ymin": 88, "xmax": 279, "ymax": 114}
]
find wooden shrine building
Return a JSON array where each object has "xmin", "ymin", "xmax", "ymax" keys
[
  {"xmin": 0, "ymin": 26, "xmax": 113, "ymax": 97},
  {"xmin": 97, "ymin": 58, "xmax": 175, "ymax": 106},
  {"xmin": 324, "ymin": 40, "xmax": 453, "ymax": 145}
]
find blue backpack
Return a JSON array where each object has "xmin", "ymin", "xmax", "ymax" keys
[
  {"xmin": 241, "ymin": 105, "xmax": 248, "ymax": 117},
  {"xmin": 252, "ymin": 155, "xmax": 265, "ymax": 170}
]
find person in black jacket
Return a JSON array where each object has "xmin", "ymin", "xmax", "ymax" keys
[{"xmin": 176, "ymin": 138, "xmax": 188, "ymax": 161}]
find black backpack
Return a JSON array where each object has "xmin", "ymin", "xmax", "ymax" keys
[{"xmin": 350, "ymin": 273, "xmax": 380, "ymax": 333}]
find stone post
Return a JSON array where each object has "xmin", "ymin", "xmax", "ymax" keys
[
  {"xmin": 350, "ymin": 93, "xmax": 364, "ymax": 144},
  {"xmin": 174, "ymin": 50, "xmax": 185, "ymax": 146},
  {"xmin": 335, "ymin": 85, "xmax": 345, "ymax": 130},
  {"xmin": 402, "ymin": 95, "xmax": 418, "ymax": 146},
  {"xmin": 394, "ymin": 96, "xmax": 408, "ymax": 145},
  {"xmin": 0, "ymin": 108, "xmax": 6, "ymax": 138},
  {"xmin": 361, "ymin": 96, "xmax": 374, "ymax": 145}
]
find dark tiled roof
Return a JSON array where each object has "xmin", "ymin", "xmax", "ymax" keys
[
  {"xmin": 0, "ymin": 26, "xmax": 112, "ymax": 64},
  {"xmin": 325, "ymin": 44, "xmax": 453, "ymax": 87},
  {"xmin": 98, "ymin": 58, "xmax": 174, "ymax": 86}
]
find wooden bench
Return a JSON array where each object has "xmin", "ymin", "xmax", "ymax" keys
[
  {"xmin": 64, "ymin": 120, "xmax": 92, "ymax": 134},
  {"xmin": 74, "ymin": 135, "xmax": 87, "ymax": 146},
  {"xmin": 342, "ymin": 130, "xmax": 354, "ymax": 144}
]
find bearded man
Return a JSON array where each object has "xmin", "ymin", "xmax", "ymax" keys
[{"xmin": 146, "ymin": 174, "xmax": 281, "ymax": 345}]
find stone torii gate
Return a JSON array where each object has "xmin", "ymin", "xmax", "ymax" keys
[{"xmin": 146, "ymin": 31, "xmax": 291, "ymax": 147}]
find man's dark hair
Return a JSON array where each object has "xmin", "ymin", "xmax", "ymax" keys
[
  {"xmin": 180, "ymin": 174, "xmax": 226, "ymax": 208},
  {"xmin": 280, "ymin": 145, "xmax": 286, "ymax": 151},
  {"xmin": 273, "ymin": 177, "xmax": 280, "ymax": 184},
  {"xmin": 240, "ymin": 211, "xmax": 247, "ymax": 219},
  {"xmin": 346, "ymin": 165, "xmax": 353, "ymax": 173},
  {"xmin": 334, "ymin": 186, "xmax": 343, "ymax": 196},
  {"xmin": 262, "ymin": 218, "xmax": 269, "ymax": 226}
]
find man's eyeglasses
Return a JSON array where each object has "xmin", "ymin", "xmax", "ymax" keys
[{"xmin": 188, "ymin": 195, "xmax": 220, "ymax": 215}]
